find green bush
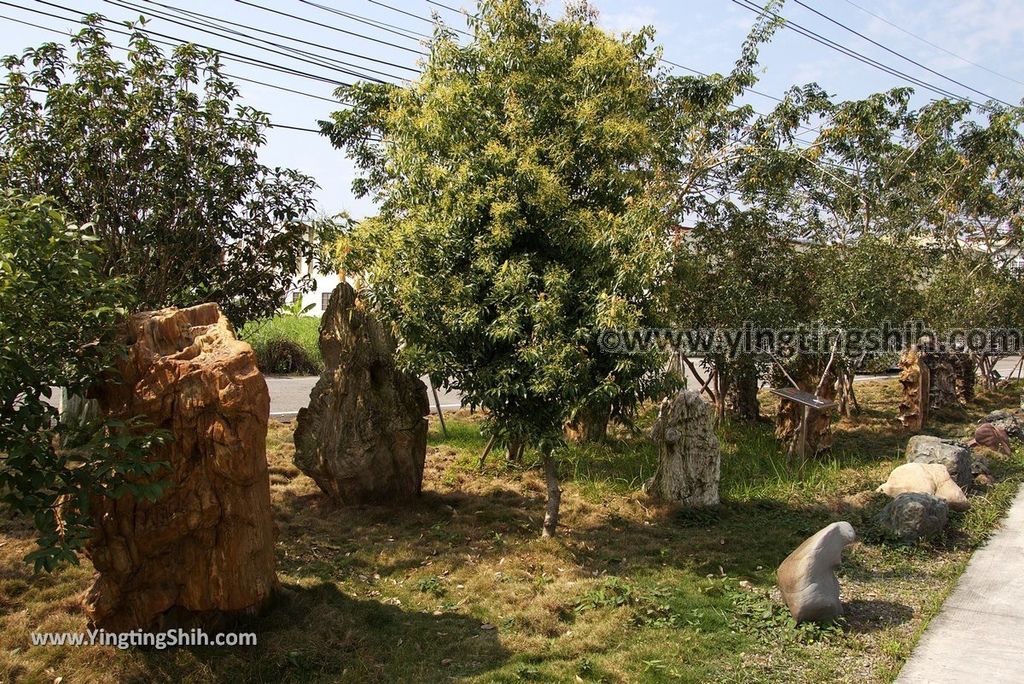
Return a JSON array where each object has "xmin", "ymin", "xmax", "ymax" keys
[
  {"xmin": 240, "ymin": 315, "xmax": 323, "ymax": 375},
  {"xmin": 0, "ymin": 193, "xmax": 167, "ymax": 570}
]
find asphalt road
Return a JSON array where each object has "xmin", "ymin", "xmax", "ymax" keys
[
  {"xmin": 266, "ymin": 356, "xmax": 1023, "ymax": 420},
  {"xmin": 267, "ymin": 375, "xmax": 462, "ymax": 420}
]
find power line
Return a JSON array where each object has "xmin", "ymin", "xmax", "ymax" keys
[
  {"xmin": 731, "ymin": 0, "xmax": 983, "ymax": 107},
  {"xmin": 135, "ymin": 0, "xmax": 419, "ymax": 76},
  {"xmin": 0, "ymin": 3, "xmax": 351, "ymax": 99},
  {"xmin": 295, "ymin": 0, "xmax": 430, "ymax": 42},
  {"xmin": 790, "ymin": 0, "xmax": 1013, "ymax": 107},
  {"xmin": 366, "ymin": 0, "xmax": 472, "ymax": 38},
  {"xmin": 95, "ymin": 0, "xmax": 394, "ymax": 84},
  {"xmin": 232, "ymin": 0, "xmax": 427, "ymax": 57},
  {"xmin": 425, "ymin": 0, "xmax": 466, "ymax": 16},
  {"xmin": 0, "ymin": 12, "xmax": 346, "ymax": 136},
  {"xmin": 838, "ymin": 0, "xmax": 1024, "ymax": 88},
  {"xmin": 17, "ymin": 0, "xmax": 357, "ymax": 88}
]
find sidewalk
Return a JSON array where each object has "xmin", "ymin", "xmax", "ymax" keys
[{"xmin": 896, "ymin": 484, "xmax": 1024, "ymax": 683}]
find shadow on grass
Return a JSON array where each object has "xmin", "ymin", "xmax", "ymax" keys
[
  {"xmin": 842, "ymin": 599, "xmax": 914, "ymax": 634},
  {"xmin": 137, "ymin": 581, "xmax": 509, "ymax": 683}
]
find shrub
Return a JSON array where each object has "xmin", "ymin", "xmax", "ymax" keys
[
  {"xmin": 240, "ymin": 315, "xmax": 323, "ymax": 375},
  {"xmin": 0, "ymin": 193, "xmax": 167, "ymax": 570}
]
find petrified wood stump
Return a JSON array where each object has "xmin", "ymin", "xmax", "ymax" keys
[
  {"xmin": 899, "ymin": 347, "xmax": 971, "ymax": 429},
  {"xmin": 647, "ymin": 390, "xmax": 721, "ymax": 506},
  {"xmin": 88, "ymin": 303, "xmax": 277, "ymax": 632},
  {"xmin": 293, "ymin": 283, "xmax": 429, "ymax": 504}
]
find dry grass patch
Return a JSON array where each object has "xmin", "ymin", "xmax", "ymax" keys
[{"xmin": 1, "ymin": 379, "xmax": 1022, "ymax": 682}]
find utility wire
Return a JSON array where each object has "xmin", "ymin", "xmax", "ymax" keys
[
  {"xmin": 790, "ymin": 0, "xmax": 1013, "ymax": 107},
  {"xmin": 135, "ymin": 0, "xmax": 418, "ymax": 75},
  {"xmin": 19, "ymin": 0, "xmax": 356, "ymax": 88},
  {"xmin": 0, "ymin": 12, "xmax": 347, "ymax": 135},
  {"xmin": 295, "ymin": 0, "xmax": 430, "ymax": 42},
  {"xmin": 425, "ymin": 0, "xmax": 465, "ymax": 15},
  {"xmin": 1, "ymin": 3, "xmax": 352, "ymax": 96},
  {"xmin": 233, "ymin": 0, "xmax": 428, "ymax": 57},
  {"xmin": 732, "ymin": 0, "xmax": 984, "ymax": 107},
  {"xmin": 838, "ymin": 0, "xmax": 1024, "ymax": 88},
  {"xmin": 95, "ymin": 0, "xmax": 392, "ymax": 84},
  {"xmin": 366, "ymin": 0, "xmax": 472, "ymax": 38}
]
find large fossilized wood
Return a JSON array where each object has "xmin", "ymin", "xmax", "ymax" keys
[
  {"xmin": 898, "ymin": 350, "xmax": 929, "ymax": 430},
  {"xmin": 647, "ymin": 390, "xmax": 721, "ymax": 506},
  {"xmin": 777, "ymin": 521, "xmax": 857, "ymax": 623},
  {"xmin": 899, "ymin": 348, "xmax": 968, "ymax": 428},
  {"xmin": 88, "ymin": 303, "xmax": 277, "ymax": 631},
  {"xmin": 952, "ymin": 353, "xmax": 976, "ymax": 403},
  {"xmin": 294, "ymin": 283, "xmax": 428, "ymax": 504}
]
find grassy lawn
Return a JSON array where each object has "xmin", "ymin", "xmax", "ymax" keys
[{"xmin": 2, "ymin": 379, "xmax": 1022, "ymax": 683}]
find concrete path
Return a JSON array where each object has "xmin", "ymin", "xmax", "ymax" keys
[{"xmin": 896, "ymin": 484, "xmax": 1024, "ymax": 684}]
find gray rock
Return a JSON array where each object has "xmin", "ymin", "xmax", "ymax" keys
[
  {"xmin": 777, "ymin": 521, "xmax": 857, "ymax": 623},
  {"xmin": 647, "ymin": 390, "xmax": 720, "ymax": 506},
  {"xmin": 875, "ymin": 493, "xmax": 949, "ymax": 543},
  {"xmin": 980, "ymin": 411, "xmax": 1023, "ymax": 441},
  {"xmin": 905, "ymin": 435, "xmax": 972, "ymax": 489}
]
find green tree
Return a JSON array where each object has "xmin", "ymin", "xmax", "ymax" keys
[
  {"xmin": 670, "ymin": 205, "xmax": 805, "ymax": 421},
  {"xmin": 0, "ymin": 17, "xmax": 317, "ymax": 326},
  {"xmin": 324, "ymin": 0, "xmax": 679, "ymax": 536},
  {"xmin": 0, "ymin": 193, "xmax": 166, "ymax": 571}
]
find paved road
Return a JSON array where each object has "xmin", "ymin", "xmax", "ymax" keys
[
  {"xmin": 266, "ymin": 356, "xmax": 1023, "ymax": 420},
  {"xmin": 896, "ymin": 483, "xmax": 1024, "ymax": 683},
  {"xmin": 267, "ymin": 375, "xmax": 462, "ymax": 420}
]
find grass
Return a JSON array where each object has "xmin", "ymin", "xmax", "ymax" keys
[
  {"xmin": 2, "ymin": 379, "xmax": 1023, "ymax": 683},
  {"xmin": 238, "ymin": 315, "xmax": 323, "ymax": 375}
]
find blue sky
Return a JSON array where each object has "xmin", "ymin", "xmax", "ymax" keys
[{"xmin": 2, "ymin": 0, "xmax": 1022, "ymax": 218}]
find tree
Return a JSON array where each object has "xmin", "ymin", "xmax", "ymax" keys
[
  {"xmin": 670, "ymin": 205, "xmax": 805, "ymax": 421},
  {"xmin": 0, "ymin": 193, "xmax": 166, "ymax": 571},
  {"xmin": 324, "ymin": 0, "xmax": 678, "ymax": 536},
  {"xmin": 0, "ymin": 17, "xmax": 317, "ymax": 326},
  {"xmin": 928, "ymin": 104, "xmax": 1024, "ymax": 384}
]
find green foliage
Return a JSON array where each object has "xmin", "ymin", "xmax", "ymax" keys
[
  {"xmin": 325, "ymin": 0, "xmax": 679, "ymax": 446},
  {"xmin": 0, "ymin": 17, "xmax": 318, "ymax": 327},
  {"xmin": 240, "ymin": 313, "xmax": 323, "ymax": 375},
  {"xmin": 0, "ymin": 193, "xmax": 167, "ymax": 571}
]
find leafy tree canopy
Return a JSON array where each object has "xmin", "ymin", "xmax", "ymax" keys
[
  {"xmin": 325, "ymin": 0, "xmax": 680, "ymax": 448},
  {"xmin": 0, "ymin": 17, "xmax": 318, "ymax": 326}
]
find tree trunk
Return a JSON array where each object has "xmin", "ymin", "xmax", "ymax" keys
[
  {"xmin": 542, "ymin": 452, "xmax": 561, "ymax": 538},
  {"xmin": 564, "ymin": 402, "xmax": 610, "ymax": 443},
  {"xmin": 506, "ymin": 440, "xmax": 524, "ymax": 464},
  {"xmin": 725, "ymin": 359, "xmax": 760, "ymax": 421},
  {"xmin": 837, "ymin": 368, "xmax": 859, "ymax": 417}
]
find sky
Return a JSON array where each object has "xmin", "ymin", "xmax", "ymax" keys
[{"xmin": 1, "ymin": 0, "xmax": 1022, "ymax": 220}]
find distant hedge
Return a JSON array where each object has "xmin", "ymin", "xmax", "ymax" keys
[{"xmin": 239, "ymin": 315, "xmax": 323, "ymax": 375}]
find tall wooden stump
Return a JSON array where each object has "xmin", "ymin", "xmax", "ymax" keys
[{"xmin": 87, "ymin": 303, "xmax": 277, "ymax": 632}]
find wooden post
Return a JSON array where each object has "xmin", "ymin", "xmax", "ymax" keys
[
  {"xmin": 917, "ymin": 356, "xmax": 930, "ymax": 431},
  {"xmin": 477, "ymin": 433, "xmax": 496, "ymax": 470},
  {"xmin": 796, "ymin": 404, "xmax": 811, "ymax": 470},
  {"xmin": 430, "ymin": 381, "xmax": 447, "ymax": 438}
]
